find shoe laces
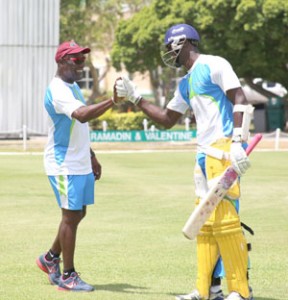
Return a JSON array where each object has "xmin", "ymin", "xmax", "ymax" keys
[
  {"xmin": 70, "ymin": 272, "xmax": 82, "ymax": 283},
  {"xmin": 45, "ymin": 257, "xmax": 60, "ymax": 273},
  {"xmin": 51, "ymin": 257, "xmax": 61, "ymax": 264}
]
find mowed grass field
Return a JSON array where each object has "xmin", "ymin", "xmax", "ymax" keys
[{"xmin": 0, "ymin": 150, "xmax": 287, "ymax": 300}]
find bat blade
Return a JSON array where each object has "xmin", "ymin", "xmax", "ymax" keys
[{"xmin": 182, "ymin": 134, "xmax": 262, "ymax": 240}]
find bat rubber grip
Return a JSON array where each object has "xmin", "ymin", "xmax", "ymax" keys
[{"xmin": 245, "ymin": 134, "xmax": 262, "ymax": 155}]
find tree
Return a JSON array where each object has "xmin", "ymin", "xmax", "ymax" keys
[
  {"xmin": 111, "ymin": 0, "xmax": 179, "ymax": 105},
  {"xmin": 60, "ymin": 0, "xmax": 123, "ymax": 102},
  {"xmin": 60, "ymin": 0, "xmax": 151, "ymax": 102},
  {"xmin": 176, "ymin": 0, "xmax": 288, "ymax": 97},
  {"xmin": 111, "ymin": 0, "xmax": 288, "ymax": 101},
  {"xmin": 60, "ymin": 0, "xmax": 122, "ymax": 102},
  {"xmin": 60, "ymin": 0, "xmax": 153, "ymax": 103}
]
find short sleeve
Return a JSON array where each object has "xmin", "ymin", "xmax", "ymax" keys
[
  {"xmin": 166, "ymin": 86, "xmax": 189, "ymax": 114},
  {"xmin": 210, "ymin": 56, "xmax": 241, "ymax": 93},
  {"xmin": 50, "ymin": 80, "xmax": 85, "ymax": 119}
]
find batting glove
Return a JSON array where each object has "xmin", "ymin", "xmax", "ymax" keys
[
  {"xmin": 117, "ymin": 77, "xmax": 142, "ymax": 105},
  {"xmin": 115, "ymin": 78, "xmax": 127, "ymax": 97},
  {"xmin": 230, "ymin": 141, "xmax": 251, "ymax": 176}
]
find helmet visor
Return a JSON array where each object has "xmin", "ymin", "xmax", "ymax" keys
[{"xmin": 160, "ymin": 37, "xmax": 186, "ymax": 69}]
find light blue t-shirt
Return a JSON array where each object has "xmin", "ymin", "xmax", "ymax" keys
[{"xmin": 44, "ymin": 77, "xmax": 91, "ymax": 175}]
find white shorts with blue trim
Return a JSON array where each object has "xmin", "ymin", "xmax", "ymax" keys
[{"xmin": 48, "ymin": 173, "xmax": 95, "ymax": 210}]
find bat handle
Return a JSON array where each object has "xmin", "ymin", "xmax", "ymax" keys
[{"xmin": 245, "ymin": 134, "xmax": 262, "ymax": 156}]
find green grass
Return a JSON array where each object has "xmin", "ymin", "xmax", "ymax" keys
[{"xmin": 0, "ymin": 151, "xmax": 287, "ymax": 300}]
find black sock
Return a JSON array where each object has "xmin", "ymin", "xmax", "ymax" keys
[
  {"xmin": 45, "ymin": 249, "xmax": 60, "ymax": 261},
  {"xmin": 63, "ymin": 268, "xmax": 75, "ymax": 279},
  {"xmin": 211, "ymin": 276, "xmax": 221, "ymax": 286}
]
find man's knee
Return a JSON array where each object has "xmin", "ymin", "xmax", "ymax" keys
[{"xmin": 62, "ymin": 209, "xmax": 84, "ymax": 226}]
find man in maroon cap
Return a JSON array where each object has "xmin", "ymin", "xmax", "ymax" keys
[
  {"xmin": 55, "ymin": 40, "xmax": 91, "ymax": 62},
  {"xmin": 36, "ymin": 40, "xmax": 121, "ymax": 292}
]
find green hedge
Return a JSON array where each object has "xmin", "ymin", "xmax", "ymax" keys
[{"xmin": 89, "ymin": 110, "xmax": 165, "ymax": 130}]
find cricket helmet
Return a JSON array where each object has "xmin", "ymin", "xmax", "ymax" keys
[{"xmin": 161, "ymin": 24, "xmax": 200, "ymax": 68}]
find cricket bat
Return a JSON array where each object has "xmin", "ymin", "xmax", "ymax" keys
[{"xmin": 182, "ymin": 133, "xmax": 262, "ymax": 240}]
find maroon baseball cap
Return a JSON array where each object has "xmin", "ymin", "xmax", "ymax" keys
[{"xmin": 55, "ymin": 40, "xmax": 91, "ymax": 62}]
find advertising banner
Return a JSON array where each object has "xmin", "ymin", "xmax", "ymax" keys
[{"xmin": 90, "ymin": 130, "xmax": 196, "ymax": 142}]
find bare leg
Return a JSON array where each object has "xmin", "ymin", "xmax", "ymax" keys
[
  {"xmin": 52, "ymin": 206, "xmax": 86, "ymax": 270},
  {"xmin": 50, "ymin": 227, "xmax": 62, "ymax": 255}
]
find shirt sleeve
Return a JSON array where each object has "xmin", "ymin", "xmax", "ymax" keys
[
  {"xmin": 210, "ymin": 56, "xmax": 241, "ymax": 93},
  {"xmin": 50, "ymin": 80, "xmax": 85, "ymax": 119},
  {"xmin": 166, "ymin": 86, "xmax": 189, "ymax": 114}
]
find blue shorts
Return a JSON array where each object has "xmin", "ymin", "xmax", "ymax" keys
[{"xmin": 48, "ymin": 173, "xmax": 95, "ymax": 210}]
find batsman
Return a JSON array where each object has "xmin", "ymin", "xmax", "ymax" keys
[{"xmin": 115, "ymin": 24, "xmax": 255, "ymax": 300}]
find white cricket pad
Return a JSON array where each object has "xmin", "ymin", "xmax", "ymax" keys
[{"xmin": 233, "ymin": 104, "xmax": 254, "ymax": 142}]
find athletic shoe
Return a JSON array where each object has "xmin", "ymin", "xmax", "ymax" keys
[
  {"xmin": 175, "ymin": 289, "xmax": 202, "ymax": 300},
  {"xmin": 36, "ymin": 253, "xmax": 61, "ymax": 285},
  {"xmin": 209, "ymin": 289, "xmax": 224, "ymax": 300},
  {"xmin": 225, "ymin": 292, "xmax": 245, "ymax": 300},
  {"xmin": 58, "ymin": 272, "xmax": 94, "ymax": 292},
  {"xmin": 225, "ymin": 287, "xmax": 254, "ymax": 300}
]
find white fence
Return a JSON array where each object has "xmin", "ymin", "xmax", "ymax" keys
[
  {"xmin": 261, "ymin": 128, "xmax": 288, "ymax": 151},
  {"xmin": 0, "ymin": 0, "xmax": 59, "ymax": 137}
]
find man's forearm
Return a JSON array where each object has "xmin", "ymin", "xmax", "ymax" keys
[
  {"xmin": 137, "ymin": 98, "xmax": 180, "ymax": 129},
  {"xmin": 72, "ymin": 98, "xmax": 114, "ymax": 123}
]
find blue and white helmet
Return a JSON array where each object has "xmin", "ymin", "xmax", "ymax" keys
[{"xmin": 161, "ymin": 24, "xmax": 200, "ymax": 68}]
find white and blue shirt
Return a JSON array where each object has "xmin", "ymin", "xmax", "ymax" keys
[
  {"xmin": 44, "ymin": 77, "xmax": 91, "ymax": 175},
  {"xmin": 167, "ymin": 54, "xmax": 241, "ymax": 153}
]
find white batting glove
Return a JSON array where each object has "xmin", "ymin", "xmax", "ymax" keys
[
  {"xmin": 115, "ymin": 79, "xmax": 127, "ymax": 98},
  {"xmin": 230, "ymin": 142, "xmax": 251, "ymax": 176},
  {"xmin": 119, "ymin": 76, "xmax": 142, "ymax": 105}
]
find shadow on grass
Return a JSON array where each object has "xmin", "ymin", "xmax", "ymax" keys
[
  {"xmin": 93, "ymin": 284, "xmax": 283, "ymax": 299},
  {"xmin": 254, "ymin": 298, "xmax": 282, "ymax": 300},
  {"xmin": 169, "ymin": 293, "xmax": 281, "ymax": 300},
  {"xmin": 94, "ymin": 283, "xmax": 148, "ymax": 294}
]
